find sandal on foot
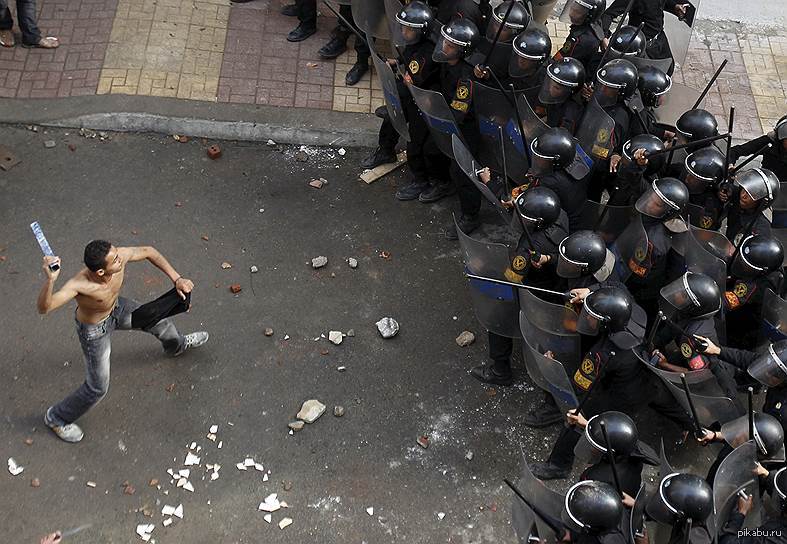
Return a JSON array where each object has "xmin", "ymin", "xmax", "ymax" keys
[{"xmin": 0, "ymin": 29, "xmax": 14, "ymax": 47}]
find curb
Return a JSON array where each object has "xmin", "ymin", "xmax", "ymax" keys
[{"xmin": 0, "ymin": 95, "xmax": 381, "ymax": 148}]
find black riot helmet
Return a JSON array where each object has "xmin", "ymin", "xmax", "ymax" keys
[
  {"xmin": 509, "ymin": 26, "xmax": 552, "ymax": 78},
  {"xmin": 433, "ymin": 17, "xmax": 480, "ymax": 63},
  {"xmin": 774, "ymin": 468, "xmax": 787, "ymax": 505},
  {"xmin": 486, "ymin": 1, "xmax": 531, "ymax": 43},
  {"xmin": 638, "ymin": 64, "xmax": 672, "ymax": 108},
  {"xmin": 583, "ymin": 411, "xmax": 639, "ymax": 458},
  {"xmin": 562, "ymin": 481, "xmax": 624, "ymax": 534},
  {"xmin": 720, "ymin": 412, "xmax": 786, "ymax": 463},
  {"xmin": 748, "ymin": 341, "xmax": 787, "ymax": 388},
  {"xmin": 561, "ymin": 0, "xmax": 606, "ymax": 26},
  {"xmin": 608, "ymin": 25, "xmax": 647, "ymax": 58},
  {"xmin": 636, "ymin": 177, "xmax": 689, "ymax": 221},
  {"xmin": 682, "ymin": 146, "xmax": 726, "ymax": 194},
  {"xmin": 776, "ymin": 115, "xmax": 787, "ymax": 142},
  {"xmin": 730, "ymin": 235, "xmax": 785, "ymax": 279},
  {"xmin": 514, "ymin": 186, "xmax": 562, "ymax": 229},
  {"xmin": 530, "ymin": 127, "xmax": 577, "ymax": 175},
  {"xmin": 734, "ymin": 168, "xmax": 781, "ymax": 206},
  {"xmin": 676, "ymin": 109, "xmax": 719, "ymax": 145},
  {"xmin": 622, "ymin": 134, "xmax": 666, "ymax": 176},
  {"xmin": 557, "ymin": 231, "xmax": 608, "ymax": 279},
  {"xmin": 646, "ymin": 473, "xmax": 713, "ymax": 526},
  {"xmin": 660, "ymin": 272, "xmax": 722, "ymax": 319},
  {"xmin": 539, "ymin": 57, "xmax": 585, "ymax": 105},
  {"xmin": 577, "ymin": 286, "xmax": 633, "ymax": 336},
  {"xmin": 392, "ymin": 1, "xmax": 434, "ymax": 46},
  {"xmin": 594, "ymin": 58, "xmax": 638, "ymax": 107}
]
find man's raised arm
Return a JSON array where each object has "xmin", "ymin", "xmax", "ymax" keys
[{"xmin": 37, "ymin": 256, "xmax": 78, "ymax": 315}]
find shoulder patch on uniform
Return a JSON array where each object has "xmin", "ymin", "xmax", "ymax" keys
[
  {"xmin": 733, "ymin": 282, "xmax": 748, "ymax": 298},
  {"xmin": 680, "ymin": 342, "xmax": 693, "ymax": 359},
  {"xmin": 700, "ymin": 216, "xmax": 714, "ymax": 229},
  {"xmin": 450, "ymin": 100, "xmax": 469, "ymax": 112},
  {"xmin": 456, "ymin": 85, "xmax": 470, "ymax": 100},
  {"xmin": 409, "ymin": 60, "xmax": 420, "ymax": 74},
  {"xmin": 512, "ymin": 255, "xmax": 528, "ymax": 271}
]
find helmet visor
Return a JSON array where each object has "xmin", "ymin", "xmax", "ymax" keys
[
  {"xmin": 538, "ymin": 76, "xmax": 575, "ymax": 105},
  {"xmin": 576, "ymin": 299, "xmax": 604, "ymax": 336},
  {"xmin": 736, "ymin": 169, "xmax": 772, "ymax": 202},
  {"xmin": 776, "ymin": 119, "xmax": 787, "ymax": 141},
  {"xmin": 557, "ymin": 239, "xmax": 585, "ymax": 278},
  {"xmin": 644, "ymin": 475, "xmax": 681, "ymax": 525},
  {"xmin": 529, "ymin": 141, "xmax": 556, "ymax": 176},
  {"xmin": 574, "ymin": 429, "xmax": 605, "ymax": 464},
  {"xmin": 659, "ymin": 273, "xmax": 696, "ymax": 313},
  {"xmin": 635, "ymin": 182, "xmax": 678, "ymax": 219},
  {"xmin": 509, "ymin": 51, "xmax": 542, "ymax": 78},
  {"xmin": 392, "ymin": 19, "xmax": 425, "ymax": 46},
  {"xmin": 593, "ymin": 82, "xmax": 621, "ymax": 107},
  {"xmin": 433, "ymin": 32, "xmax": 465, "ymax": 63},
  {"xmin": 681, "ymin": 167, "xmax": 711, "ymax": 194},
  {"xmin": 559, "ymin": 0, "xmax": 593, "ymax": 26},
  {"xmin": 748, "ymin": 343, "xmax": 787, "ymax": 387},
  {"xmin": 485, "ymin": 16, "xmax": 520, "ymax": 43}
]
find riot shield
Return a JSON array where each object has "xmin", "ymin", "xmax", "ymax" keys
[
  {"xmin": 762, "ymin": 289, "xmax": 787, "ymax": 342},
  {"xmin": 457, "ymin": 218, "xmax": 522, "ymax": 338},
  {"xmin": 773, "ymin": 229, "xmax": 787, "ymax": 267},
  {"xmin": 662, "ymin": 0, "xmax": 701, "ymax": 68},
  {"xmin": 629, "ymin": 55, "xmax": 674, "ymax": 75},
  {"xmin": 452, "ymin": 134, "xmax": 509, "ymax": 216},
  {"xmin": 511, "ymin": 497, "xmax": 539, "ymax": 544},
  {"xmin": 369, "ymin": 41, "xmax": 410, "ymax": 143},
  {"xmin": 519, "ymin": 291, "xmax": 580, "ymax": 365},
  {"xmin": 713, "ymin": 441, "xmax": 761, "ymax": 535},
  {"xmin": 675, "ymin": 226, "xmax": 734, "ymax": 290},
  {"xmin": 579, "ymin": 200, "xmax": 635, "ymax": 244},
  {"xmin": 409, "ymin": 84, "xmax": 463, "ymax": 159},
  {"xmin": 530, "ymin": 0, "xmax": 559, "ymax": 24},
  {"xmin": 515, "ymin": 452, "xmax": 566, "ymax": 542},
  {"xmin": 515, "ymin": 90, "xmax": 548, "ymax": 147},
  {"xmin": 521, "ymin": 329, "xmax": 579, "ymax": 414},
  {"xmin": 772, "ymin": 182, "xmax": 787, "ymax": 228},
  {"xmin": 575, "ymin": 97, "xmax": 616, "ymax": 161},
  {"xmin": 383, "ymin": 0, "xmax": 403, "ymax": 45},
  {"xmin": 630, "ymin": 484, "xmax": 649, "ymax": 544},
  {"xmin": 611, "ymin": 215, "xmax": 650, "ymax": 282},
  {"xmin": 519, "ymin": 288, "xmax": 578, "ymax": 334},
  {"xmin": 475, "ymin": 82, "xmax": 531, "ymax": 184},
  {"xmin": 654, "ymin": 82, "xmax": 703, "ymax": 128},
  {"xmin": 350, "ymin": 0, "xmax": 389, "ymax": 40},
  {"xmin": 644, "ymin": 363, "xmax": 741, "ymax": 426},
  {"xmin": 635, "ymin": 350, "xmax": 717, "ymax": 386}
]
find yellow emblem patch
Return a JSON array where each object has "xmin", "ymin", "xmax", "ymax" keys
[
  {"xmin": 450, "ymin": 100, "xmax": 469, "ymax": 112},
  {"xmin": 597, "ymin": 128, "xmax": 610, "ymax": 144},
  {"xmin": 681, "ymin": 342, "xmax": 693, "ymax": 358},
  {"xmin": 581, "ymin": 358, "xmax": 594, "ymax": 375},
  {"xmin": 734, "ymin": 282, "xmax": 748, "ymax": 298},
  {"xmin": 700, "ymin": 216, "xmax": 713, "ymax": 229},
  {"xmin": 634, "ymin": 246, "xmax": 647, "ymax": 262},
  {"xmin": 591, "ymin": 145, "xmax": 610, "ymax": 159},
  {"xmin": 456, "ymin": 85, "xmax": 470, "ymax": 100},
  {"xmin": 409, "ymin": 60, "xmax": 420, "ymax": 74},
  {"xmin": 513, "ymin": 255, "xmax": 528, "ymax": 271},
  {"xmin": 724, "ymin": 291, "xmax": 740, "ymax": 309},
  {"xmin": 574, "ymin": 369, "xmax": 592, "ymax": 390}
]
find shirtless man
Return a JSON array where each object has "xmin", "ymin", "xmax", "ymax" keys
[{"xmin": 37, "ymin": 240, "xmax": 208, "ymax": 443}]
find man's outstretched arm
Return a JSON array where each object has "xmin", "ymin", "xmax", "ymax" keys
[
  {"xmin": 37, "ymin": 256, "xmax": 78, "ymax": 315},
  {"xmin": 122, "ymin": 246, "xmax": 194, "ymax": 299}
]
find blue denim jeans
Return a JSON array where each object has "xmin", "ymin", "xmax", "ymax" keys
[
  {"xmin": 48, "ymin": 297, "xmax": 185, "ymax": 425},
  {"xmin": 0, "ymin": 0, "xmax": 41, "ymax": 45}
]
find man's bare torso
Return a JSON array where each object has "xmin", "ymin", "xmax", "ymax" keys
[{"xmin": 73, "ymin": 260, "xmax": 127, "ymax": 324}]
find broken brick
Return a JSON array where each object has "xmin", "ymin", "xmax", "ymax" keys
[
  {"xmin": 230, "ymin": 284, "xmax": 242, "ymax": 294},
  {"xmin": 207, "ymin": 145, "xmax": 222, "ymax": 159}
]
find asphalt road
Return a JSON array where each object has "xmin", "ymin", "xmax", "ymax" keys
[{"xmin": 0, "ymin": 127, "xmax": 718, "ymax": 543}]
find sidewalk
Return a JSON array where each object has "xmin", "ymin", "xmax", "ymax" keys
[{"xmin": 0, "ymin": 0, "xmax": 784, "ymax": 141}]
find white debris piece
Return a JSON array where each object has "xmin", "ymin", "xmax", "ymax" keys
[
  {"xmin": 376, "ymin": 317, "xmax": 399, "ymax": 338},
  {"xmin": 264, "ymin": 514, "xmax": 272, "ymax": 524},
  {"xmin": 174, "ymin": 504, "xmax": 184, "ymax": 519},
  {"xmin": 244, "ymin": 458, "xmax": 255, "ymax": 467},
  {"xmin": 263, "ymin": 474, "xmax": 269, "ymax": 482},
  {"xmin": 184, "ymin": 452, "xmax": 200, "ymax": 466},
  {"xmin": 348, "ymin": 257, "xmax": 358, "ymax": 269},
  {"xmin": 279, "ymin": 518, "xmax": 293, "ymax": 530},
  {"xmin": 206, "ymin": 433, "xmax": 217, "ymax": 442},
  {"xmin": 190, "ymin": 442, "xmax": 197, "ymax": 450},
  {"xmin": 337, "ymin": 366, "xmax": 346, "ymax": 372},
  {"xmin": 311, "ymin": 256, "xmax": 328, "ymax": 269},
  {"xmin": 236, "ymin": 462, "xmax": 246, "ymax": 471},
  {"xmin": 283, "ymin": 335, "xmax": 290, "ymax": 341},
  {"xmin": 211, "ymin": 472, "xmax": 219, "ymax": 481},
  {"xmin": 167, "ymin": 468, "xmax": 175, "ymax": 477},
  {"xmin": 162, "ymin": 505, "xmax": 177, "ymax": 516},
  {"xmin": 250, "ymin": 265, "xmax": 259, "ymax": 273},
  {"xmin": 178, "ymin": 469, "xmax": 190, "ymax": 479},
  {"xmin": 176, "ymin": 478, "xmax": 187, "ymax": 488},
  {"xmin": 328, "ymin": 331, "xmax": 343, "ymax": 345},
  {"xmin": 259, "ymin": 493, "xmax": 281, "ymax": 513},
  {"xmin": 438, "ymin": 512, "xmax": 446, "ymax": 520},
  {"xmin": 255, "ymin": 463, "xmax": 264, "ymax": 472},
  {"xmin": 183, "ymin": 481, "xmax": 195, "ymax": 492},
  {"xmin": 338, "ymin": 148, "xmax": 346, "ymax": 156},
  {"xmin": 7, "ymin": 458, "xmax": 23, "ymax": 476},
  {"xmin": 218, "ymin": 441, "xmax": 223, "ymax": 449},
  {"xmin": 86, "ymin": 481, "xmax": 97, "ymax": 488},
  {"xmin": 266, "ymin": 139, "xmax": 276, "ymax": 146},
  {"xmin": 297, "ymin": 399, "xmax": 326, "ymax": 423},
  {"xmin": 366, "ymin": 507, "xmax": 374, "ymax": 516},
  {"xmin": 136, "ymin": 524, "xmax": 154, "ymax": 541},
  {"xmin": 209, "ymin": 424, "xmax": 218, "ymax": 434},
  {"xmin": 163, "ymin": 518, "xmax": 173, "ymax": 527}
]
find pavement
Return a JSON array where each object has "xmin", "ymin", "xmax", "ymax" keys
[
  {"xmin": 0, "ymin": 0, "xmax": 784, "ymax": 143},
  {"xmin": 0, "ymin": 126, "xmax": 723, "ymax": 543}
]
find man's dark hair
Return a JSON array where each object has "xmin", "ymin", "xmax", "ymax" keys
[{"xmin": 84, "ymin": 240, "xmax": 112, "ymax": 272}]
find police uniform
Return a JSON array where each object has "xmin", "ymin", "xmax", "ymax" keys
[
  {"xmin": 730, "ymin": 134, "xmax": 787, "ymax": 183},
  {"xmin": 624, "ymin": 217, "xmax": 677, "ymax": 319},
  {"xmin": 725, "ymin": 203, "xmax": 773, "ymax": 245},
  {"xmin": 587, "ymin": 102, "xmax": 632, "ymax": 202},
  {"xmin": 553, "ymin": 24, "xmax": 602, "ymax": 74},
  {"xmin": 535, "ymin": 170, "xmax": 589, "ymax": 233},
  {"xmin": 581, "ymin": 446, "xmax": 657, "ymax": 497},
  {"xmin": 601, "ymin": 0, "xmax": 682, "ymax": 68},
  {"xmin": 717, "ymin": 345, "xmax": 787, "ymax": 418},
  {"xmin": 689, "ymin": 189, "xmax": 726, "ymax": 231},
  {"xmin": 544, "ymin": 97, "xmax": 586, "ymax": 134},
  {"xmin": 723, "ymin": 270, "xmax": 784, "ymax": 349}
]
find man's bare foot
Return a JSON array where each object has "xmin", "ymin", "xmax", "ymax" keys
[
  {"xmin": 24, "ymin": 36, "xmax": 59, "ymax": 48},
  {"xmin": 0, "ymin": 29, "xmax": 14, "ymax": 47}
]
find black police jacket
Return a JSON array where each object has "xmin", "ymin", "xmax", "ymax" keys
[
  {"xmin": 397, "ymin": 41, "xmax": 441, "ymax": 96},
  {"xmin": 545, "ymin": 97, "xmax": 586, "ymax": 134},
  {"xmin": 730, "ymin": 134, "xmax": 787, "ymax": 183},
  {"xmin": 720, "ymin": 513, "xmax": 787, "ymax": 544},
  {"xmin": 509, "ymin": 210, "xmax": 569, "ymax": 288},
  {"xmin": 725, "ymin": 205, "xmax": 773, "ymax": 244},
  {"xmin": 553, "ymin": 24, "xmax": 602, "ymax": 72},
  {"xmin": 581, "ymin": 455, "xmax": 646, "ymax": 497},
  {"xmin": 574, "ymin": 529, "xmax": 629, "ymax": 544},
  {"xmin": 669, "ymin": 524, "xmax": 713, "ymax": 544},
  {"xmin": 537, "ymin": 170, "xmax": 589, "ymax": 233},
  {"xmin": 625, "ymin": 218, "xmax": 675, "ymax": 300},
  {"xmin": 602, "ymin": 0, "xmax": 680, "ymax": 40},
  {"xmin": 689, "ymin": 189, "xmax": 726, "ymax": 231}
]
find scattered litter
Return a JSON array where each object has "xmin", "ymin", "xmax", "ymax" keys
[
  {"xmin": 288, "ymin": 420, "xmax": 305, "ymax": 432},
  {"xmin": 346, "ymin": 329, "xmax": 355, "ymax": 337},
  {"xmin": 283, "ymin": 480, "xmax": 293, "ymax": 491},
  {"xmin": 165, "ymin": 383, "xmax": 176, "ymax": 393},
  {"xmin": 334, "ymin": 406, "xmax": 345, "ymax": 417},
  {"xmin": 338, "ymin": 148, "xmax": 346, "ymax": 156},
  {"xmin": 294, "ymin": 150, "xmax": 309, "ymax": 162},
  {"xmin": 266, "ymin": 139, "xmax": 276, "ymax": 146},
  {"xmin": 259, "ymin": 493, "xmax": 281, "ymax": 513},
  {"xmin": 311, "ymin": 256, "xmax": 328, "ymax": 269},
  {"xmin": 218, "ymin": 441, "xmax": 223, "ymax": 449},
  {"xmin": 244, "ymin": 458, "xmax": 255, "ymax": 467},
  {"xmin": 123, "ymin": 483, "xmax": 136, "ymax": 495},
  {"xmin": 207, "ymin": 433, "xmax": 217, "ymax": 442},
  {"xmin": 136, "ymin": 524, "xmax": 154, "ymax": 541},
  {"xmin": 184, "ymin": 452, "xmax": 200, "ymax": 466},
  {"xmin": 347, "ymin": 258, "xmax": 358, "ymax": 269},
  {"xmin": 250, "ymin": 265, "xmax": 259, "ymax": 273},
  {"xmin": 328, "ymin": 331, "xmax": 343, "ymax": 345},
  {"xmin": 43, "ymin": 140, "xmax": 56, "ymax": 148},
  {"xmin": 254, "ymin": 463, "xmax": 264, "ymax": 472},
  {"xmin": 201, "ymin": 235, "xmax": 209, "ymax": 241},
  {"xmin": 438, "ymin": 512, "xmax": 446, "ymax": 520},
  {"xmin": 209, "ymin": 425, "xmax": 218, "ymax": 434},
  {"xmin": 149, "ymin": 479, "xmax": 159, "ymax": 487},
  {"xmin": 190, "ymin": 442, "xmax": 197, "ymax": 450},
  {"xmin": 178, "ymin": 469, "xmax": 190, "ymax": 479},
  {"xmin": 31, "ymin": 478, "xmax": 40, "ymax": 488},
  {"xmin": 337, "ymin": 366, "xmax": 346, "ymax": 372},
  {"xmin": 163, "ymin": 518, "xmax": 173, "ymax": 527},
  {"xmin": 306, "ymin": 62, "xmax": 318, "ymax": 68},
  {"xmin": 279, "ymin": 517, "xmax": 293, "ymax": 530},
  {"xmin": 183, "ymin": 481, "xmax": 195, "ymax": 492},
  {"xmin": 7, "ymin": 458, "xmax": 23, "ymax": 476},
  {"xmin": 264, "ymin": 328, "xmax": 274, "ymax": 337},
  {"xmin": 376, "ymin": 317, "xmax": 399, "ymax": 339},
  {"xmin": 283, "ymin": 334, "xmax": 290, "ymax": 341},
  {"xmin": 264, "ymin": 514, "xmax": 272, "ymax": 524},
  {"xmin": 417, "ymin": 435, "xmax": 430, "ymax": 449},
  {"xmin": 229, "ymin": 284, "xmax": 242, "ymax": 294},
  {"xmin": 221, "ymin": 261, "xmax": 232, "ymax": 269},
  {"xmin": 297, "ymin": 399, "xmax": 326, "ymax": 423},
  {"xmin": 366, "ymin": 507, "xmax": 374, "ymax": 516},
  {"xmin": 379, "ymin": 250, "xmax": 391, "ymax": 259},
  {"xmin": 210, "ymin": 471, "xmax": 219, "ymax": 481},
  {"xmin": 309, "ymin": 178, "xmax": 326, "ymax": 189},
  {"xmin": 236, "ymin": 463, "xmax": 247, "ymax": 471},
  {"xmin": 263, "ymin": 474, "xmax": 269, "ymax": 482},
  {"xmin": 456, "ymin": 331, "xmax": 476, "ymax": 347},
  {"xmin": 86, "ymin": 480, "xmax": 97, "ymax": 488},
  {"xmin": 465, "ymin": 451, "xmax": 474, "ymax": 461},
  {"xmin": 23, "ymin": 438, "xmax": 33, "ymax": 446}
]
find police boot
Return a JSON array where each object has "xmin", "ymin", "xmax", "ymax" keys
[
  {"xmin": 395, "ymin": 179, "xmax": 430, "ymax": 201},
  {"xmin": 287, "ymin": 23, "xmax": 317, "ymax": 42},
  {"xmin": 318, "ymin": 35, "xmax": 347, "ymax": 59},
  {"xmin": 530, "ymin": 461, "xmax": 571, "ymax": 480},
  {"xmin": 374, "ymin": 105, "xmax": 389, "ymax": 119},
  {"xmin": 280, "ymin": 3, "xmax": 297, "ymax": 16},
  {"xmin": 361, "ymin": 146, "xmax": 397, "ymax": 169},
  {"xmin": 345, "ymin": 61, "xmax": 369, "ymax": 86},
  {"xmin": 523, "ymin": 398, "xmax": 563, "ymax": 428},
  {"xmin": 445, "ymin": 213, "xmax": 480, "ymax": 240},
  {"xmin": 418, "ymin": 180, "xmax": 456, "ymax": 203},
  {"xmin": 470, "ymin": 364, "xmax": 513, "ymax": 386}
]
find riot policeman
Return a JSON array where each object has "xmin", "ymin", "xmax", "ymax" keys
[
  {"xmin": 605, "ymin": 25, "xmax": 647, "ymax": 59},
  {"xmin": 723, "ymin": 235, "xmax": 785, "ymax": 349},
  {"xmin": 725, "ymin": 168, "xmax": 781, "ymax": 244},
  {"xmin": 631, "ymin": 63, "xmax": 674, "ymax": 139},
  {"xmin": 681, "ymin": 146, "xmax": 726, "ymax": 230},
  {"xmin": 645, "ymin": 472, "xmax": 715, "ymax": 544},
  {"xmin": 562, "ymin": 480, "xmax": 628, "ymax": 544},
  {"xmin": 509, "ymin": 25, "xmax": 552, "ymax": 90},
  {"xmin": 719, "ymin": 465, "xmax": 787, "ymax": 544},
  {"xmin": 554, "ymin": 0, "xmax": 606, "ymax": 73},
  {"xmin": 536, "ymin": 57, "xmax": 587, "ymax": 132},
  {"xmin": 730, "ymin": 115, "xmax": 787, "ymax": 182},
  {"xmin": 470, "ymin": 187, "xmax": 569, "ymax": 386},
  {"xmin": 473, "ymin": 1, "xmax": 530, "ymax": 82},
  {"xmin": 666, "ymin": 108, "xmax": 720, "ymax": 176},
  {"xmin": 607, "ymin": 134, "xmax": 666, "ymax": 206}
]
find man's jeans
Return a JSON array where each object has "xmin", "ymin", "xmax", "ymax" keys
[
  {"xmin": 0, "ymin": 0, "xmax": 42, "ymax": 45},
  {"xmin": 49, "ymin": 297, "xmax": 185, "ymax": 425}
]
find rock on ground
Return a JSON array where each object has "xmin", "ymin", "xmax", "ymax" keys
[
  {"xmin": 297, "ymin": 400, "xmax": 326, "ymax": 423},
  {"xmin": 455, "ymin": 331, "xmax": 475, "ymax": 347},
  {"xmin": 376, "ymin": 317, "xmax": 399, "ymax": 339}
]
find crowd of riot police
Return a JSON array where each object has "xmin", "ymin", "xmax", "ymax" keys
[{"xmin": 339, "ymin": 0, "xmax": 787, "ymax": 542}]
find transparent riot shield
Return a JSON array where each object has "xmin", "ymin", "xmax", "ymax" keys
[
  {"xmin": 634, "ymin": 349, "xmax": 717, "ymax": 385},
  {"xmin": 515, "ymin": 89, "xmax": 548, "ymax": 146},
  {"xmin": 369, "ymin": 41, "xmax": 410, "ymax": 142},
  {"xmin": 475, "ymin": 82, "xmax": 531, "ymax": 185},
  {"xmin": 350, "ymin": 0, "xmax": 389, "ymax": 40},
  {"xmin": 409, "ymin": 83, "xmax": 463, "ymax": 159},
  {"xmin": 611, "ymin": 215, "xmax": 650, "ymax": 282},
  {"xmin": 452, "ymin": 134, "xmax": 509, "ymax": 216},
  {"xmin": 772, "ymin": 182, "xmax": 787, "ymax": 229},
  {"xmin": 521, "ymin": 328, "xmax": 579, "ymax": 414},
  {"xmin": 629, "ymin": 55, "xmax": 674, "ymax": 75},
  {"xmin": 773, "ymin": 229, "xmax": 787, "ymax": 268},
  {"xmin": 575, "ymin": 97, "xmax": 616, "ymax": 161},
  {"xmin": 579, "ymin": 200, "xmax": 636, "ymax": 244},
  {"xmin": 530, "ymin": 0, "xmax": 559, "ymax": 24},
  {"xmin": 673, "ymin": 226, "xmax": 734, "ymax": 291},
  {"xmin": 662, "ymin": 0, "xmax": 701, "ymax": 68},
  {"xmin": 630, "ymin": 484, "xmax": 649, "ymax": 544},
  {"xmin": 654, "ymin": 82, "xmax": 703, "ymax": 128},
  {"xmin": 519, "ymin": 291, "xmax": 580, "ymax": 365},
  {"xmin": 514, "ymin": 451, "xmax": 566, "ymax": 542},
  {"xmin": 713, "ymin": 441, "xmax": 761, "ymax": 535},
  {"xmin": 457, "ymin": 218, "xmax": 522, "ymax": 338},
  {"xmin": 383, "ymin": 0, "xmax": 404, "ymax": 46},
  {"xmin": 762, "ymin": 289, "xmax": 787, "ymax": 342}
]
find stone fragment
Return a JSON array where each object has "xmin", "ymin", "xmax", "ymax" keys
[
  {"xmin": 311, "ymin": 256, "xmax": 328, "ymax": 268},
  {"xmin": 348, "ymin": 258, "xmax": 358, "ymax": 269},
  {"xmin": 264, "ymin": 514, "xmax": 272, "ymax": 524},
  {"xmin": 250, "ymin": 265, "xmax": 259, "ymax": 273},
  {"xmin": 44, "ymin": 140, "xmax": 56, "ymax": 148},
  {"xmin": 376, "ymin": 317, "xmax": 399, "ymax": 338},
  {"xmin": 288, "ymin": 420, "xmax": 305, "ymax": 432},
  {"xmin": 366, "ymin": 507, "xmax": 374, "ymax": 516},
  {"xmin": 264, "ymin": 327, "xmax": 274, "ymax": 336},
  {"xmin": 297, "ymin": 399, "xmax": 326, "ymax": 423},
  {"xmin": 294, "ymin": 150, "xmax": 308, "ymax": 162},
  {"xmin": 282, "ymin": 480, "xmax": 293, "ymax": 491},
  {"xmin": 279, "ymin": 518, "xmax": 293, "ymax": 529},
  {"xmin": 31, "ymin": 478, "xmax": 40, "ymax": 488},
  {"xmin": 417, "ymin": 435, "xmax": 429, "ymax": 449},
  {"xmin": 221, "ymin": 261, "xmax": 232, "ymax": 269},
  {"xmin": 456, "ymin": 331, "xmax": 476, "ymax": 347},
  {"xmin": 333, "ymin": 406, "xmax": 345, "ymax": 417},
  {"xmin": 207, "ymin": 145, "xmax": 221, "ymax": 159},
  {"xmin": 229, "ymin": 284, "xmax": 242, "ymax": 294},
  {"xmin": 338, "ymin": 148, "xmax": 346, "ymax": 156},
  {"xmin": 328, "ymin": 331, "xmax": 343, "ymax": 345},
  {"xmin": 346, "ymin": 329, "xmax": 355, "ymax": 337},
  {"xmin": 465, "ymin": 451, "xmax": 474, "ymax": 461}
]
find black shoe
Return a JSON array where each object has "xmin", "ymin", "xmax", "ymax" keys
[
  {"xmin": 470, "ymin": 364, "xmax": 513, "ymax": 386},
  {"xmin": 374, "ymin": 105, "xmax": 388, "ymax": 119},
  {"xmin": 345, "ymin": 62, "xmax": 369, "ymax": 86},
  {"xmin": 445, "ymin": 214, "xmax": 480, "ymax": 240},
  {"xmin": 418, "ymin": 181, "xmax": 455, "ymax": 203},
  {"xmin": 280, "ymin": 3, "xmax": 297, "ymax": 16},
  {"xmin": 523, "ymin": 400, "xmax": 563, "ymax": 428},
  {"xmin": 361, "ymin": 147, "xmax": 397, "ymax": 169},
  {"xmin": 395, "ymin": 180, "xmax": 430, "ymax": 201},
  {"xmin": 318, "ymin": 35, "xmax": 347, "ymax": 59},
  {"xmin": 530, "ymin": 461, "xmax": 571, "ymax": 481},
  {"xmin": 287, "ymin": 24, "xmax": 316, "ymax": 42}
]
